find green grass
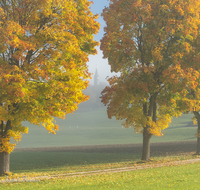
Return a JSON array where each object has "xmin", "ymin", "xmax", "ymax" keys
[
  {"xmin": 0, "ymin": 144, "xmax": 198, "ymax": 189},
  {"xmin": 8, "ymin": 150, "xmax": 198, "ymax": 176},
  {"xmin": 1, "ymin": 160, "xmax": 200, "ymax": 189},
  {"xmin": 17, "ymin": 108, "xmax": 197, "ymax": 148},
  {"xmin": 1, "ymin": 109, "xmax": 198, "ymax": 189},
  {"xmin": 10, "ymin": 151, "xmax": 141, "ymax": 175}
]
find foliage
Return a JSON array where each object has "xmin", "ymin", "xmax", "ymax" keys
[
  {"xmin": 0, "ymin": 0, "xmax": 99, "ymax": 153},
  {"xmin": 168, "ymin": 23, "xmax": 200, "ymax": 143},
  {"xmin": 100, "ymin": 0, "xmax": 200, "ymax": 139}
]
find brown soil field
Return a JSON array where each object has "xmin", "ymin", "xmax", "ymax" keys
[{"xmin": 14, "ymin": 140, "xmax": 197, "ymax": 156}]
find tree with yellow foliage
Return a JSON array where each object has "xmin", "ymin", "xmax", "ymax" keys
[
  {"xmin": 174, "ymin": 33, "xmax": 200, "ymax": 154},
  {"xmin": 100, "ymin": 0, "xmax": 200, "ymax": 160},
  {"xmin": 0, "ymin": 0, "xmax": 99, "ymax": 175}
]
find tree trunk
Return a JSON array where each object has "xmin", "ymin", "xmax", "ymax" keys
[
  {"xmin": 193, "ymin": 111, "xmax": 200, "ymax": 154},
  {"xmin": 142, "ymin": 127, "xmax": 152, "ymax": 161},
  {"xmin": 0, "ymin": 120, "xmax": 12, "ymax": 175},
  {"xmin": 195, "ymin": 114, "xmax": 200, "ymax": 154},
  {"xmin": 197, "ymin": 133, "xmax": 200, "ymax": 154},
  {"xmin": 0, "ymin": 152, "xmax": 10, "ymax": 175},
  {"xmin": 141, "ymin": 95, "xmax": 156, "ymax": 161}
]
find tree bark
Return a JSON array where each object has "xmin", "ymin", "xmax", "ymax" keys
[
  {"xmin": 194, "ymin": 111, "xmax": 200, "ymax": 154},
  {"xmin": 193, "ymin": 111, "xmax": 200, "ymax": 154},
  {"xmin": 197, "ymin": 132, "xmax": 200, "ymax": 154},
  {"xmin": 0, "ymin": 152, "xmax": 10, "ymax": 175},
  {"xmin": 0, "ymin": 120, "xmax": 12, "ymax": 175},
  {"xmin": 142, "ymin": 127, "xmax": 152, "ymax": 160},
  {"xmin": 141, "ymin": 94, "xmax": 156, "ymax": 160}
]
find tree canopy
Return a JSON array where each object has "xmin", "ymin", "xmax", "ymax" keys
[{"xmin": 0, "ymin": 0, "xmax": 99, "ymax": 155}]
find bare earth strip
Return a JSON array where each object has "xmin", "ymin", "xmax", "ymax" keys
[{"xmin": 1, "ymin": 140, "xmax": 198, "ymax": 183}]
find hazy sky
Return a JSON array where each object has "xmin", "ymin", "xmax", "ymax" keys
[{"xmin": 87, "ymin": 0, "xmax": 118, "ymax": 85}]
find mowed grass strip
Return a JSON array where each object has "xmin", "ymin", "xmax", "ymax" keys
[
  {"xmin": 1, "ymin": 162, "xmax": 200, "ymax": 190},
  {"xmin": 9, "ymin": 151, "xmax": 198, "ymax": 176},
  {"xmin": 10, "ymin": 151, "xmax": 142, "ymax": 175}
]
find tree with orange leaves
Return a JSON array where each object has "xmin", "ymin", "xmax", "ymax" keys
[
  {"xmin": 174, "ymin": 33, "xmax": 200, "ymax": 154},
  {"xmin": 100, "ymin": 0, "xmax": 200, "ymax": 160},
  {"xmin": 0, "ymin": 0, "xmax": 99, "ymax": 175}
]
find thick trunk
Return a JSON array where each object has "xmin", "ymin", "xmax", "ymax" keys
[
  {"xmin": 142, "ymin": 127, "xmax": 152, "ymax": 160},
  {"xmin": 141, "ymin": 95, "xmax": 156, "ymax": 161},
  {"xmin": 0, "ymin": 120, "xmax": 12, "ymax": 175},
  {"xmin": 0, "ymin": 152, "xmax": 10, "ymax": 175}
]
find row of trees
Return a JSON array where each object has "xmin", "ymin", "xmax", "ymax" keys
[
  {"xmin": 100, "ymin": 0, "xmax": 200, "ymax": 160},
  {"xmin": 0, "ymin": 0, "xmax": 200, "ymax": 176}
]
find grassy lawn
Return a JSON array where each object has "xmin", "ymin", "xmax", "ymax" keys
[
  {"xmin": 9, "ymin": 150, "xmax": 198, "ymax": 176},
  {"xmin": 18, "ymin": 108, "xmax": 197, "ymax": 148},
  {"xmin": 1, "ymin": 108, "xmax": 197, "ymax": 189},
  {"xmin": 10, "ymin": 151, "xmax": 141, "ymax": 175},
  {"xmin": 0, "ymin": 143, "xmax": 198, "ymax": 189},
  {"xmin": 1, "ymin": 159, "xmax": 200, "ymax": 189}
]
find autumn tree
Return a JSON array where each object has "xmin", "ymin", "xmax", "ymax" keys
[
  {"xmin": 0, "ymin": 0, "xmax": 99, "ymax": 175},
  {"xmin": 100, "ymin": 0, "xmax": 200, "ymax": 160},
  {"xmin": 175, "ymin": 33, "xmax": 200, "ymax": 154}
]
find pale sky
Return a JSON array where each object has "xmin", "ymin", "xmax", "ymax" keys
[{"xmin": 87, "ymin": 0, "xmax": 119, "ymax": 85}]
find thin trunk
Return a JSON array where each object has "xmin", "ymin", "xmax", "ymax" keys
[
  {"xmin": 194, "ymin": 111, "xmax": 200, "ymax": 154},
  {"xmin": 152, "ymin": 96, "xmax": 157, "ymax": 122},
  {"xmin": 197, "ymin": 131, "xmax": 200, "ymax": 154},
  {"xmin": 142, "ymin": 127, "xmax": 152, "ymax": 160},
  {"xmin": 0, "ymin": 152, "xmax": 10, "ymax": 175}
]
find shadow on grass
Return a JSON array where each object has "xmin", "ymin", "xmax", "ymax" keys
[{"xmin": 10, "ymin": 151, "xmax": 141, "ymax": 173}]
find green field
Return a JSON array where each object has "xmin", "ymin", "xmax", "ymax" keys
[
  {"xmin": 9, "ymin": 150, "xmax": 197, "ymax": 175},
  {"xmin": 3, "ymin": 163, "xmax": 200, "ymax": 190},
  {"xmin": 17, "ymin": 108, "xmax": 197, "ymax": 148},
  {"xmin": 1, "ymin": 106, "xmax": 199, "ymax": 189},
  {"xmin": 1, "ymin": 151, "xmax": 200, "ymax": 189}
]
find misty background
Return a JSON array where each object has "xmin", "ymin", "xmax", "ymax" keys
[{"xmin": 87, "ymin": 0, "xmax": 120, "ymax": 85}]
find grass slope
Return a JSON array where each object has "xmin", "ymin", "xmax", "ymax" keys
[{"xmin": 17, "ymin": 108, "xmax": 197, "ymax": 148}]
